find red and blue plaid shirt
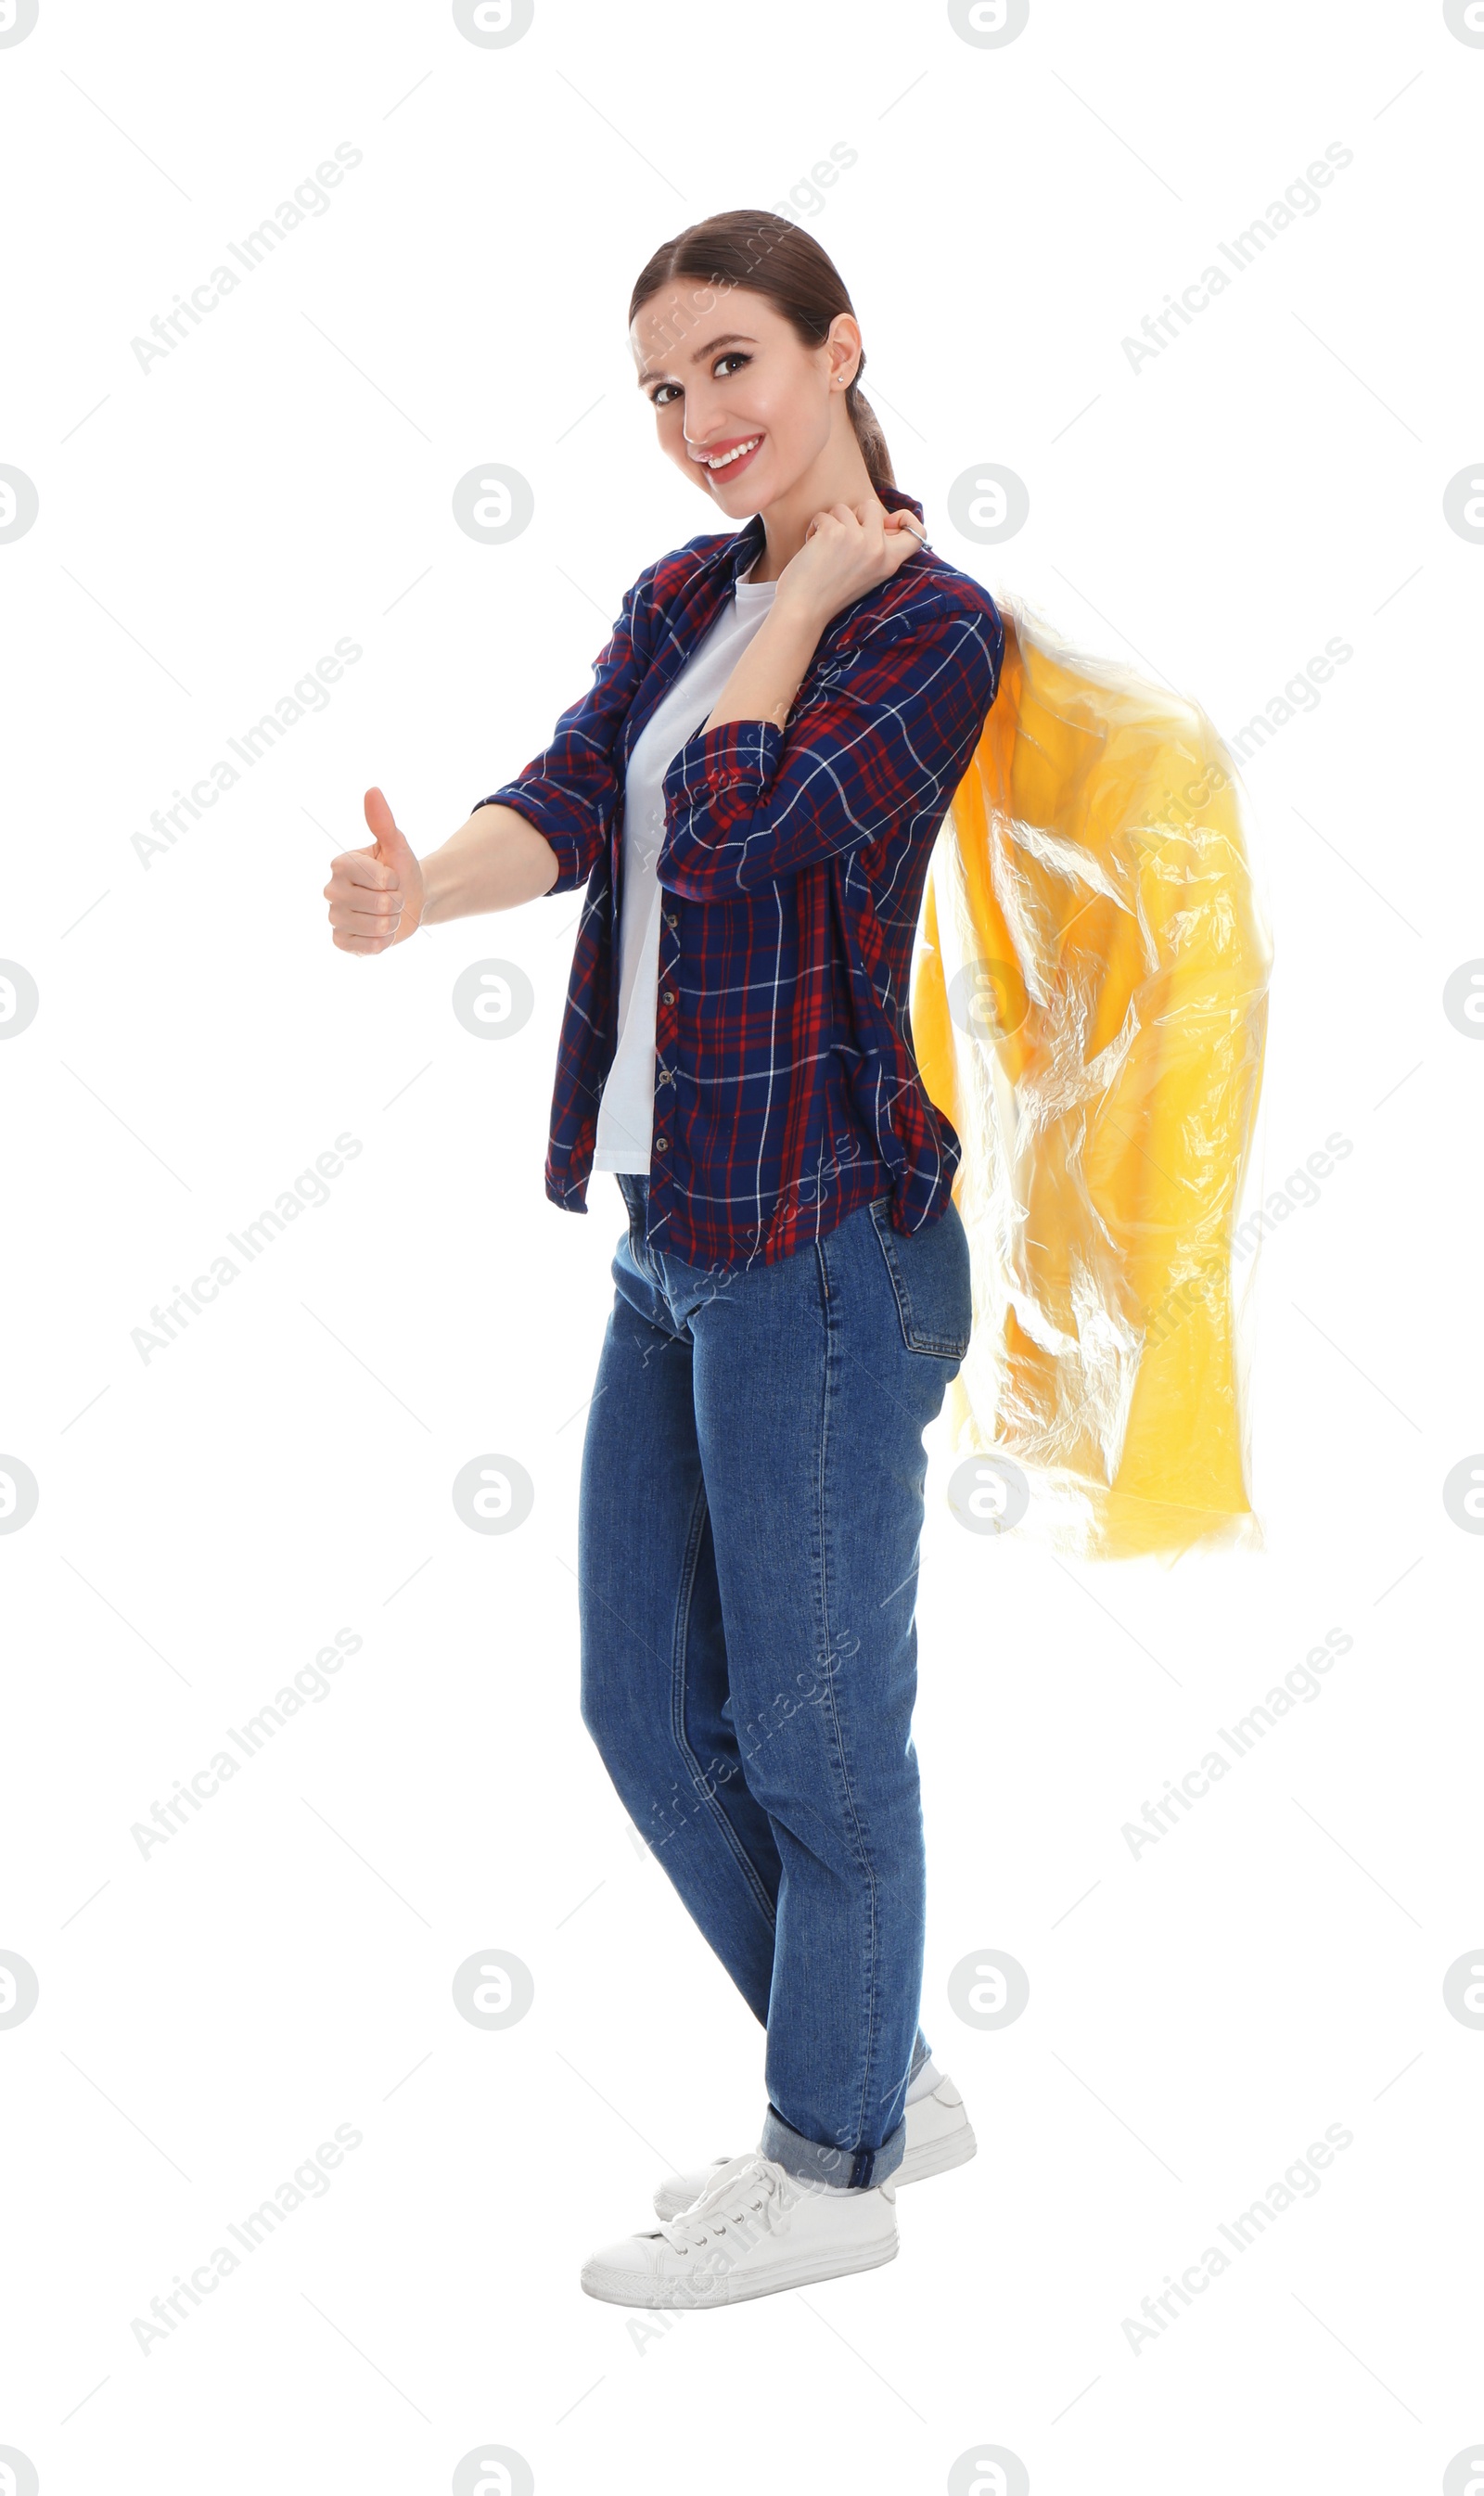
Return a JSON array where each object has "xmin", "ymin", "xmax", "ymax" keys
[{"xmin": 477, "ymin": 484, "xmax": 1004, "ymax": 1271}]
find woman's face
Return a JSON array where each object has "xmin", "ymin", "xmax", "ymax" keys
[{"xmin": 631, "ymin": 281, "xmax": 860, "ymax": 516}]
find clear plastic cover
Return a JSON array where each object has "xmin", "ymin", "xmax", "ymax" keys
[{"xmin": 911, "ymin": 598, "xmax": 1274, "ymax": 1561}]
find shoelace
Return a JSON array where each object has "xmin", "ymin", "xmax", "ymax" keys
[{"xmin": 657, "ymin": 2153, "xmax": 783, "ymax": 2256}]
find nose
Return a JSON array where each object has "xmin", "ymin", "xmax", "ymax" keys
[{"xmin": 683, "ymin": 390, "xmax": 721, "ymax": 449}]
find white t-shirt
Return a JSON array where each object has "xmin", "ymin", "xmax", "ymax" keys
[{"xmin": 592, "ymin": 563, "xmax": 779, "ymax": 1172}]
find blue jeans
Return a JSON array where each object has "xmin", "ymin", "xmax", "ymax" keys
[{"xmin": 576, "ymin": 1170, "xmax": 973, "ymax": 2190}]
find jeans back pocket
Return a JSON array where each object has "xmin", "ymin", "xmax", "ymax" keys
[{"xmin": 867, "ymin": 1195, "xmax": 973, "ymax": 1359}]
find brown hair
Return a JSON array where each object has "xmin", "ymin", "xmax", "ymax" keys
[{"xmin": 628, "ymin": 210, "xmax": 896, "ymax": 499}]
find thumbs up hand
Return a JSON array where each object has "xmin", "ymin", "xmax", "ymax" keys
[{"xmin": 324, "ymin": 787, "xmax": 427, "ymax": 953}]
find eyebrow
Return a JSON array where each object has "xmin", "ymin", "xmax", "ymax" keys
[{"xmin": 635, "ymin": 332, "xmax": 758, "ymax": 389}]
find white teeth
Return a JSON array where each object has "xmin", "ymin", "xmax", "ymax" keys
[{"xmin": 705, "ymin": 437, "xmax": 760, "ymax": 470}]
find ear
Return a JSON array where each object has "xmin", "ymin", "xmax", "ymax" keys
[{"xmin": 827, "ymin": 312, "xmax": 864, "ymax": 390}]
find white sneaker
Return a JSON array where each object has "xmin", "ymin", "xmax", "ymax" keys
[
  {"xmin": 652, "ymin": 2073, "xmax": 977, "ymax": 2222},
  {"xmin": 581, "ymin": 2150, "xmax": 898, "ymax": 2309}
]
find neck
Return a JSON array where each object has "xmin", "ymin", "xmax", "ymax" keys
[{"xmin": 745, "ymin": 447, "xmax": 883, "ymax": 583}]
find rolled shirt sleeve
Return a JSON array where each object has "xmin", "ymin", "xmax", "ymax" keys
[{"xmin": 656, "ymin": 594, "xmax": 1004, "ymax": 901}]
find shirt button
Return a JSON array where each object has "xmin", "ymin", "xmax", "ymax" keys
[
  {"xmin": 664, "ymin": 911, "xmax": 677, "ymax": 928},
  {"xmin": 661, "ymin": 989, "xmax": 674, "ymax": 1005},
  {"xmin": 654, "ymin": 1137, "xmax": 669, "ymax": 1152}
]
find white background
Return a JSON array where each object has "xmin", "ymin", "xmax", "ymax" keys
[{"xmin": 2, "ymin": 1, "xmax": 1480, "ymax": 2490}]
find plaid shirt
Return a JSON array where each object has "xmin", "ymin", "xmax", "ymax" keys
[{"xmin": 476, "ymin": 484, "xmax": 1004, "ymax": 1271}]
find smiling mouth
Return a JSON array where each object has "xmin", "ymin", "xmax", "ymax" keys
[{"xmin": 700, "ymin": 434, "xmax": 762, "ymax": 474}]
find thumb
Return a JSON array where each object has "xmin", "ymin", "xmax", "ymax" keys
[{"xmin": 364, "ymin": 786, "xmax": 414, "ymax": 865}]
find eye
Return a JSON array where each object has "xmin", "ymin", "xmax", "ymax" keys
[{"xmin": 647, "ymin": 350, "xmax": 752, "ymax": 411}]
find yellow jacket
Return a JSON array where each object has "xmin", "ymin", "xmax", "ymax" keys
[{"xmin": 910, "ymin": 601, "xmax": 1273, "ymax": 1560}]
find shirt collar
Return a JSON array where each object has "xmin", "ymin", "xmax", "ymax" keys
[{"xmin": 722, "ymin": 483, "xmax": 925, "ymax": 587}]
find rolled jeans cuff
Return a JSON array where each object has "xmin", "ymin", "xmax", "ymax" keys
[{"xmin": 760, "ymin": 2102, "xmax": 907, "ymax": 2192}]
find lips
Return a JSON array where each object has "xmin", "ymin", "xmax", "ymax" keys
[{"xmin": 697, "ymin": 433, "xmax": 763, "ymax": 482}]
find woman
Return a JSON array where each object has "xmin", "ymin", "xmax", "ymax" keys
[{"xmin": 324, "ymin": 211, "xmax": 1005, "ymax": 2308}]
